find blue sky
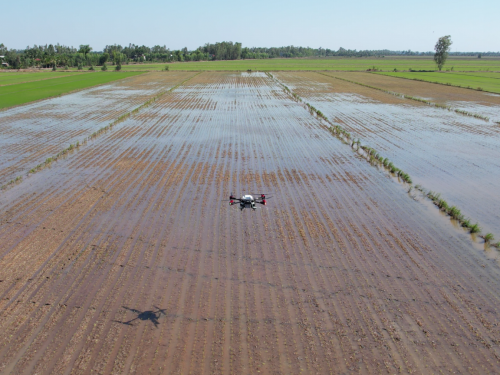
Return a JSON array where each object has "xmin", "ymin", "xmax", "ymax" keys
[{"xmin": 2, "ymin": 0, "xmax": 499, "ymax": 51}]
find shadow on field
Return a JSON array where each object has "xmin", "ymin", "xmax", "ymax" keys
[{"xmin": 113, "ymin": 306, "xmax": 167, "ymax": 328}]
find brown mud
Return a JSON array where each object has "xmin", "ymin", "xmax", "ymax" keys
[
  {"xmin": 1, "ymin": 72, "xmax": 500, "ymax": 374},
  {"xmin": 276, "ymin": 71, "xmax": 500, "ymax": 236}
]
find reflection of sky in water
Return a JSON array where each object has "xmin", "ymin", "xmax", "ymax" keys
[
  {"xmin": 297, "ymin": 90, "xmax": 500, "ymax": 235},
  {"xmin": 240, "ymin": 72, "xmax": 267, "ymax": 78},
  {"xmin": 0, "ymin": 75, "xmax": 177, "ymax": 186},
  {"xmin": 447, "ymin": 100, "xmax": 500, "ymax": 122}
]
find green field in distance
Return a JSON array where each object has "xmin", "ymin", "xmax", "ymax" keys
[
  {"xmin": 98, "ymin": 56, "xmax": 500, "ymax": 72},
  {"xmin": 0, "ymin": 72, "xmax": 84, "ymax": 86},
  {"xmin": 376, "ymin": 71, "xmax": 500, "ymax": 94},
  {"xmin": 0, "ymin": 72, "xmax": 144, "ymax": 109}
]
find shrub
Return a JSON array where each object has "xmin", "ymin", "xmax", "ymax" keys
[
  {"xmin": 101, "ymin": 63, "xmax": 107, "ymax": 71},
  {"xmin": 89, "ymin": 65, "xmax": 94, "ymax": 71},
  {"xmin": 164, "ymin": 65, "xmax": 169, "ymax": 71},
  {"xmin": 52, "ymin": 64, "xmax": 57, "ymax": 71},
  {"xmin": 78, "ymin": 63, "xmax": 83, "ymax": 70},
  {"xmin": 115, "ymin": 62, "xmax": 122, "ymax": 71}
]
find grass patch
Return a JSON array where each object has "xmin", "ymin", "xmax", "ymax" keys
[
  {"xmin": 0, "ymin": 72, "xmax": 83, "ymax": 86},
  {"xmin": 0, "ymin": 72, "xmax": 144, "ymax": 109}
]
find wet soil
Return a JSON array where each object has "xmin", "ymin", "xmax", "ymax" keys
[
  {"xmin": 0, "ymin": 72, "xmax": 194, "ymax": 186},
  {"xmin": 337, "ymin": 72, "xmax": 500, "ymax": 122},
  {"xmin": 276, "ymin": 72, "xmax": 500, "ymax": 235},
  {"xmin": 1, "ymin": 72, "xmax": 500, "ymax": 374}
]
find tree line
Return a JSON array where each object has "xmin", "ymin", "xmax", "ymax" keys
[{"xmin": 1, "ymin": 41, "xmax": 499, "ymax": 69}]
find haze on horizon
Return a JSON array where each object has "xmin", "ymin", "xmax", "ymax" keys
[{"xmin": 2, "ymin": 0, "xmax": 499, "ymax": 52}]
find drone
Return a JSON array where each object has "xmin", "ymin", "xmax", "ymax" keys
[{"xmin": 227, "ymin": 193, "xmax": 270, "ymax": 211}]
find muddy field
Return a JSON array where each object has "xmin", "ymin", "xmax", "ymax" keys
[
  {"xmin": 338, "ymin": 72, "xmax": 500, "ymax": 122},
  {"xmin": 276, "ymin": 72, "xmax": 500, "ymax": 236},
  {"xmin": 0, "ymin": 72, "xmax": 193, "ymax": 186},
  {"xmin": 1, "ymin": 72, "xmax": 500, "ymax": 374}
]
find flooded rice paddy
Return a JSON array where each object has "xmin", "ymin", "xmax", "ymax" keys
[
  {"xmin": 276, "ymin": 72, "xmax": 500, "ymax": 235},
  {"xmin": 1, "ymin": 72, "xmax": 500, "ymax": 374}
]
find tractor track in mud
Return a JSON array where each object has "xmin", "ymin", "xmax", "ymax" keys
[{"xmin": 1, "ymin": 72, "xmax": 500, "ymax": 374}]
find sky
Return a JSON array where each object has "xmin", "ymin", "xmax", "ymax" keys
[{"xmin": 2, "ymin": 0, "xmax": 499, "ymax": 52}]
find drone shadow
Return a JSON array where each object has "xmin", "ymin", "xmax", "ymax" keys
[{"xmin": 113, "ymin": 305, "xmax": 167, "ymax": 328}]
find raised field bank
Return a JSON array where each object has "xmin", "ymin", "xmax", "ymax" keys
[{"xmin": 1, "ymin": 57, "xmax": 500, "ymax": 374}]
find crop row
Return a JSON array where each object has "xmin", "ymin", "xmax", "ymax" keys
[{"xmin": 266, "ymin": 72, "xmax": 499, "ymax": 250}]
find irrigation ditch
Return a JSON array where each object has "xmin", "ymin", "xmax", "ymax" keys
[
  {"xmin": 0, "ymin": 72, "xmax": 201, "ymax": 191},
  {"xmin": 265, "ymin": 71, "xmax": 500, "ymax": 250}
]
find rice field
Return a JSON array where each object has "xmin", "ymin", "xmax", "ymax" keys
[
  {"xmin": 0, "ymin": 72, "xmax": 84, "ymax": 86},
  {"xmin": 76, "ymin": 56, "xmax": 500, "ymax": 72},
  {"xmin": 1, "ymin": 71, "xmax": 500, "ymax": 374},
  {"xmin": 377, "ymin": 71, "xmax": 500, "ymax": 93},
  {"xmin": 0, "ymin": 72, "xmax": 144, "ymax": 109}
]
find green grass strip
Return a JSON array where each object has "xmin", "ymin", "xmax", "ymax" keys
[
  {"xmin": 0, "ymin": 72, "xmax": 144, "ymax": 109},
  {"xmin": 0, "ymin": 72, "xmax": 83, "ymax": 86}
]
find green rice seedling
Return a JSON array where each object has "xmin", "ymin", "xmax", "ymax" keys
[
  {"xmin": 448, "ymin": 206, "xmax": 462, "ymax": 220},
  {"xmin": 461, "ymin": 218, "xmax": 471, "ymax": 228},
  {"xmin": 437, "ymin": 199, "xmax": 448, "ymax": 211},
  {"xmin": 469, "ymin": 223, "xmax": 481, "ymax": 233},
  {"xmin": 484, "ymin": 233, "xmax": 494, "ymax": 242},
  {"xmin": 383, "ymin": 158, "xmax": 389, "ymax": 167}
]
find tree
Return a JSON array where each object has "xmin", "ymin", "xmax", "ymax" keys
[
  {"xmin": 14, "ymin": 56, "xmax": 21, "ymax": 70},
  {"xmin": 78, "ymin": 45, "xmax": 92, "ymax": 58},
  {"xmin": 99, "ymin": 53, "xmax": 109, "ymax": 65},
  {"xmin": 115, "ymin": 61, "xmax": 121, "ymax": 71},
  {"xmin": 434, "ymin": 35, "xmax": 452, "ymax": 71}
]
